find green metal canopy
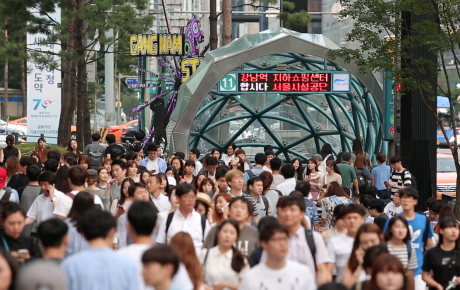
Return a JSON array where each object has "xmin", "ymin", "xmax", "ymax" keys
[{"xmin": 171, "ymin": 27, "xmax": 386, "ymax": 161}]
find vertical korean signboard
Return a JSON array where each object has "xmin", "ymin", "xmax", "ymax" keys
[
  {"xmin": 384, "ymin": 71, "xmax": 395, "ymax": 140},
  {"xmin": 26, "ymin": 7, "xmax": 61, "ymax": 144}
]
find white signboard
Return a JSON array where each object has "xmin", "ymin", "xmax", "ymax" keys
[
  {"xmin": 332, "ymin": 73, "xmax": 350, "ymax": 92},
  {"xmin": 26, "ymin": 7, "xmax": 61, "ymax": 144}
]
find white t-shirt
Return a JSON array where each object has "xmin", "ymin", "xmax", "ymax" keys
[
  {"xmin": 384, "ymin": 202, "xmax": 403, "ymax": 218},
  {"xmin": 146, "ymin": 159, "xmax": 159, "ymax": 173},
  {"xmin": 27, "ymin": 190, "xmax": 65, "ymax": 224},
  {"xmin": 150, "ymin": 194, "xmax": 171, "ymax": 213},
  {"xmin": 327, "ymin": 233, "xmax": 355, "ymax": 283},
  {"xmin": 193, "ymin": 161, "xmax": 203, "ymax": 176},
  {"xmin": 117, "ymin": 244, "xmax": 194, "ymax": 290},
  {"xmin": 53, "ymin": 190, "xmax": 104, "ymax": 218},
  {"xmin": 239, "ymin": 260, "xmax": 316, "ymax": 290}
]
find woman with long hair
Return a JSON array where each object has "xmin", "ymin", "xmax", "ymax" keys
[
  {"xmin": 172, "ymin": 157, "xmax": 185, "ymax": 177},
  {"xmin": 0, "ymin": 202, "xmax": 41, "ymax": 261},
  {"xmin": 354, "ymin": 154, "xmax": 372, "ymax": 194},
  {"xmin": 157, "ymin": 173, "xmax": 169, "ymax": 195},
  {"xmin": 199, "ymin": 178, "xmax": 215, "ymax": 194},
  {"xmin": 322, "ymin": 204, "xmax": 348, "ymax": 244},
  {"xmin": 423, "ymin": 217, "xmax": 460, "ymax": 290},
  {"xmin": 96, "ymin": 167, "xmax": 110, "ymax": 190},
  {"xmin": 324, "ymin": 160, "xmax": 342, "ymax": 187},
  {"xmin": 384, "ymin": 216, "xmax": 417, "ymax": 288},
  {"xmin": 202, "ymin": 153, "xmax": 212, "ymax": 170},
  {"xmin": 303, "ymin": 158, "xmax": 324, "ymax": 200},
  {"xmin": 199, "ymin": 219, "xmax": 249, "ymax": 290},
  {"xmin": 351, "ymin": 139, "xmax": 372, "ymax": 167},
  {"xmin": 78, "ymin": 155, "xmax": 91, "ymax": 170},
  {"xmin": 5, "ymin": 157, "xmax": 21, "ymax": 184},
  {"xmin": 126, "ymin": 160, "xmax": 140, "ymax": 182},
  {"xmin": 166, "ymin": 166, "xmax": 180, "ymax": 185},
  {"xmin": 110, "ymin": 178, "xmax": 135, "ymax": 217},
  {"xmin": 40, "ymin": 147, "xmax": 53, "ymax": 164},
  {"xmin": 0, "ymin": 135, "xmax": 21, "ymax": 164},
  {"xmin": 229, "ymin": 157, "xmax": 244, "ymax": 172},
  {"xmin": 365, "ymin": 253, "xmax": 406, "ymax": 290},
  {"xmin": 66, "ymin": 139, "xmax": 81, "ymax": 160},
  {"xmin": 320, "ymin": 143, "xmax": 335, "ymax": 162},
  {"xmin": 342, "ymin": 224, "xmax": 384, "ymax": 289},
  {"xmin": 180, "ymin": 160, "xmax": 195, "ymax": 184},
  {"xmin": 55, "ymin": 165, "xmax": 71, "ymax": 193},
  {"xmin": 170, "ymin": 232, "xmax": 205, "ymax": 290},
  {"xmin": 194, "ymin": 172, "xmax": 207, "ymax": 191},
  {"xmin": 259, "ymin": 171, "xmax": 280, "ymax": 216},
  {"xmin": 213, "ymin": 193, "xmax": 233, "ymax": 226},
  {"xmin": 0, "ymin": 249, "xmax": 18, "ymax": 290},
  {"xmin": 65, "ymin": 191, "xmax": 95, "ymax": 256},
  {"xmin": 140, "ymin": 170, "xmax": 151, "ymax": 185},
  {"xmin": 102, "ymin": 159, "xmax": 112, "ymax": 176},
  {"xmin": 351, "ymin": 245, "xmax": 389, "ymax": 290},
  {"xmin": 292, "ymin": 158, "xmax": 303, "ymax": 181},
  {"xmin": 211, "ymin": 148, "xmax": 222, "ymax": 162},
  {"xmin": 318, "ymin": 181, "xmax": 352, "ymax": 229}
]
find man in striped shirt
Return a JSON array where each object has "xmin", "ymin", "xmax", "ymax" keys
[{"xmin": 385, "ymin": 155, "xmax": 412, "ymax": 197}]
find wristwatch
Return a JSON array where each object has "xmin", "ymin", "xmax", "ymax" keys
[{"xmin": 50, "ymin": 197, "xmax": 57, "ymax": 202}]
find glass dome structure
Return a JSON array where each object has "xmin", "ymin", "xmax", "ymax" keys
[{"xmin": 171, "ymin": 28, "xmax": 386, "ymax": 161}]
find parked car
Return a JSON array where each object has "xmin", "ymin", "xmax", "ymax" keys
[
  {"xmin": 436, "ymin": 152, "xmax": 457, "ymax": 200},
  {"xmin": 8, "ymin": 117, "xmax": 77, "ymax": 138},
  {"xmin": 0, "ymin": 119, "xmax": 27, "ymax": 138},
  {"xmin": 108, "ymin": 120, "xmax": 138, "ymax": 143},
  {"xmin": 121, "ymin": 120, "xmax": 139, "ymax": 143}
]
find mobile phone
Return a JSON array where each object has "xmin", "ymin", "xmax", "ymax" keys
[
  {"xmin": 18, "ymin": 249, "xmax": 28, "ymax": 255},
  {"xmin": 221, "ymin": 202, "xmax": 229, "ymax": 212}
]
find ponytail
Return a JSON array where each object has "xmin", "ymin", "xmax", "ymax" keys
[{"xmin": 230, "ymin": 245, "xmax": 246, "ymax": 273}]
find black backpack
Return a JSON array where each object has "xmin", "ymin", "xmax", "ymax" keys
[
  {"xmin": 87, "ymin": 144, "xmax": 103, "ymax": 167},
  {"xmin": 355, "ymin": 167, "xmax": 369, "ymax": 192}
]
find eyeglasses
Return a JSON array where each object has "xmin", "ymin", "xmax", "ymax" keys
[{"xmin": 400, "ymin": 196, "xmax": 414, "ymax": 201}]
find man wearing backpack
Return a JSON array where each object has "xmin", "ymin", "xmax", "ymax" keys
[
  {"xmin": 383, "ymin": 187, "xmax": 434, "ymax": 290},
  {"xmin": 242, "ymin": 153, "xmax": 267, "ymax": 192},
  {"xmin": 259, "ymin": 195, "xmax": 332, "ymax": 286},
  {"xmin": 246, "ymin": 176, "xmax": 272, "ymax": 218},
  {"xmin": 156, "ymin": 183, "xmax": 210, "ymax": 254},
  {"xmin": 296, "ymin": 181, "xmax": 320, "ymax": 231},
  {"xmin": 84, "ymin": 133, "xmax": 106, "ymax": 168},
  {"xmin": 386, "ymin": 155, "xmax": 412, "ymax": 197}
]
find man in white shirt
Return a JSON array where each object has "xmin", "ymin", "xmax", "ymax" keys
[
  {"xmin": 54, "ymin": 166, "xmax": 104, "ymax": 219},
  {"xmin": 146, "ymin": 174, "xmax": 171, "ymax": 212},
  {"xmin": 239, "ymin": 222, "xmax": 316, "ymax": 290},
  {"xmin": 384, "ymin": 191, "xmax": 403, "ymax": 218},
  {"xmin": 117, "ymin": 201, "xmax": 193, "ymax": 290},
  {"xmin": 327, "ymin": 204, "xmax": 366, "ymax": 283},
  {"xmin": 276, "ymin": 163, "xmax": 297, "ymax": 196},
  {"xmin": 260, "ymin": 195, "xmax": 331, "ymax": 286},
  {"xmin": 156, "ymin": 183, "xmax": 211, "ymax": 254},
  {"xmin": 117, "ymin": 183, "xmax": 151, "ymax": 248},
  {"xmin": 140, "ymin": 143, "xmax": 167, "ymax": 174},
  {"xmin": 221, "ymin": 143, "xmax": 236, "ymax": 166},
  {"xmin": 26, "ymin": 171, "xmax": 64, "ymax": 226},
  {"xmin": 189, "ymin": 148, "xmax": 202, "ymax": 176}
]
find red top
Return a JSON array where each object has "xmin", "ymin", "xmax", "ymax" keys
[{"xmin": 34, "ymin": 148, "xmax": 43, "ymax": 157}]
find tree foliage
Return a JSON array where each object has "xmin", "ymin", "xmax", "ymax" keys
[{"xmin": 326, "ymin": 0, "xmax": 460, "ymax": 214}]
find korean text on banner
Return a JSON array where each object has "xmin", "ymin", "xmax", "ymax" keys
[{"xmin": 26, "ymin": 7, "xmax": 61, "ymax": 144}]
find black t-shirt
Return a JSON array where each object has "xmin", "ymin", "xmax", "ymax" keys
[
  {"xmin": 105, "ymin": 144, "xmax": 126, "ymax": 160},
  {"xmin": 0, "ymin": 234, "xmax": 42, "ymax": 259},
  {"xmin": 423, "ymin": 246, "xmax": 460, "ymax": 290},
  {"xmin": 7, "ymin": 174, "xmax": 29, "ymax": 192}
]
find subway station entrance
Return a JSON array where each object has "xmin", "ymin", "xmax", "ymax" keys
[{"xmin": 171, "ymin": 28, "xmax": 385, "ymax": 161}]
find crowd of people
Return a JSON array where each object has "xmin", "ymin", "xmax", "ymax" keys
[{"xmin": 0, "ymin": 133, "xmax": 458, "ymax": 290}]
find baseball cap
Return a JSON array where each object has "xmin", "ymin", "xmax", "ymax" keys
[
  {"xmin": 15, "ymin": 260, "xmax": 67, "ymax": 290},
  {"xmin": 87, "ymin": 169, "xmax": 98, "ymax": 179},
  {"xmin": 312, "ymin": 154, "xmax": 323, "ymax": 162},
  {"xmin": 0, "ymin": 167, "xmax": 7, "ymax": 187}
]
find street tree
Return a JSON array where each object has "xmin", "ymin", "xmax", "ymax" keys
[
  {"xmin": 30, "ymin": 0, "xmax": 154, "ymax": 147},
  {"xmin": 326, "ymin": 0, "xmax": 460, "ymax": 216}
]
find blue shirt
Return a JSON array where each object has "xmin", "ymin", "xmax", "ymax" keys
[
  {"xmin": 243, "ymin": 167, "xmax": 264, "ymax": 185},
  {"xmin": 372, "ymin": 164, "xmax": 391, "ymax": 190},
  {"xmin": 383, "ymin": 213, "xmax": 434, "ymax": 275},
  {"xmin": 139, "ymin": 157, "xmax": 167, "ymax": 173},
  {"xmin": 304, "ymin": 197, "xmax": 320, "ymax": 226},
  {"xmin": 61, "ymin": 247, "xmax": 140, "ymax": 290}
]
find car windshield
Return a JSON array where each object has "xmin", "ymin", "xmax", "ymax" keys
[{"xmin": 437, "ymin": 157, "xmax": 457, "ymax": 172}]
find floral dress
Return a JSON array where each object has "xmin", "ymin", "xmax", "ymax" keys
[{"xmin": 321, "ymin": 195, "xmax": 353, "ymax": 229}]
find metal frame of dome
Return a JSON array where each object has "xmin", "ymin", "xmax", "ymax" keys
[{"xmin": 171, "ymin": 27, "xmax": 386, "ymax": 161}]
